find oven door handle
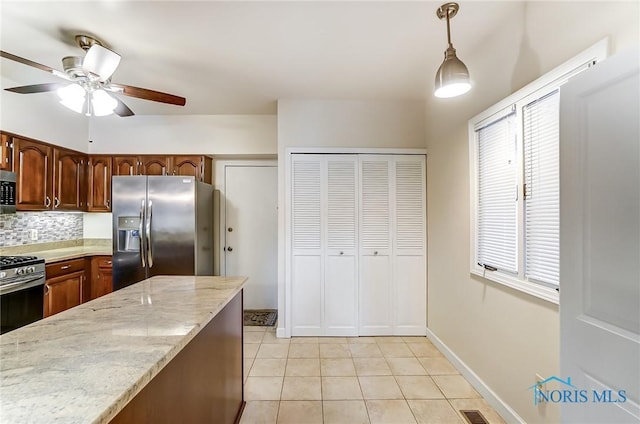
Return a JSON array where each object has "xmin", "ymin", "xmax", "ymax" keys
[{"xmin": 0, "ymin": 275, "xmax": 46, "ymax": 296}]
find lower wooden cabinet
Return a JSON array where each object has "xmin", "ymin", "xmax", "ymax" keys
[
  {"xmin": 44, "ymin": 255, "xmax": 113, "ymax": 317},
  {"xmin": 44, "ymin": 259, "xmax": 87, "ymax": 318},
  {"xmin": 90, "ymin": 256, "xmax": 113, "ymax": 300}
]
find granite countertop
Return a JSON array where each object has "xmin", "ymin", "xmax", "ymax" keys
[
  {"xmin": 1, "ymin": 239, "xmax": 112, "ymax": 263},
  {"xmin": 0, "ymin": 275, "xmax": 247, "ymax": 424}
]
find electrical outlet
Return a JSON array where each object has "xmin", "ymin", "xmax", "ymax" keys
[
  {"xmin": 535, "ymin": 374, "xmax": 546, "ymax": 392},
  {"xmin": 29, "ymin": 229, "xmax": 38, "ymax": 241}
]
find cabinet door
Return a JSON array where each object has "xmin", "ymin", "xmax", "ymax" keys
[
  {"xmin": 324, "ymin": 157, "xmax": 358, "ymax": 335},
  {"xmin": 0, "ymin": 133, "xmax": 11, "ymax": 171},
  {"xmin": 140, "ymin": 156, "xmax": 171, "ymax": 176},
  {"xmin": 44, "ymin": 271, "xmax": 84, "ymax": 317},
  {"xmin": 113, "ymin": 156, "xmax": 139, "ymax": 176},
  {"xmin": 54, "ymin": 148, "xmax": 87, "ymax": 210},
  {"xmin": 359, "ymin": 156, "xmax": 392, "ymax": 335},
  {"xmin": 87, "ymin": 156, "xmax": 113, "ymax": 211},
  {"xmin": 291, "ymin": 156, "xmax": 323, "ymax": 335},
  {"xmin": 90, "ymin": 256, "xmax": 113, "ymax": 300},
  {"xmin": 12, "ymin": 138, "xmax": 53, "ymax": 210},
  {"xmin": 393, "ymin": 157, "xmax": 426, "ymax": 335},
  {"xmin": 172, "ymin": 156, "xmax": 212, "ymax": 183}
]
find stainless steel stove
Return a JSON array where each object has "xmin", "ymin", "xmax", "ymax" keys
[{"xmin": 0, "ymin": 255, "xmax": 46, "ymax": 334}]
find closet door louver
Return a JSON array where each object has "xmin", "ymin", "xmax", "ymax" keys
[
  {"xmin": 291, "ymin": 156, "xmax": 323, "ymax": 333},
  {"xmin": 325, "ymin": 157, "xmax": 358, "ymax": 334},
  {"xmin": 359, "ymin": 156, "xmax": 392, "ymax": 335},
  {"xmin": 394, "ymin": 156, "xmax": 426, "ymax": 333},
  {"xmin": 360, "ymin": 159, "xmax": 390, "ymax": 253},
  {"xmin": 292, "ymin": 160, "xmax": 322, "ymax": 251}
]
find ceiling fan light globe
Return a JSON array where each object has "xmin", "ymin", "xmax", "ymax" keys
[
  {"xmin": 57, "ymin": 83, "xmax": 85, "ymax": 102},
  {"xmin": 91, "ymin": 89, "xmax": 118, "ymax": 116},
  {"xmin": 83, "ymin": 45, "xmax": 121, "ymax": 82},
  {"xmin": 57, "ymin": 83, "xmax": 86, "ymax": 114}
]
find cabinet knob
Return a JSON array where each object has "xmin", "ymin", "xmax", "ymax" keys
[
  {"xmin": 45, "ymin": 196, "xmax": 51, "ymax": 208},
  {"xmin": 374, "ymin": 251, "xmax": 378, "ymax": 255},
  {"xmin": 60, "ymin": 265, "xmax": 71, "ymax": 270},
  {"xmin": 339, "ymin": 251, "xmax": 344, "ymax": 255},
  {"xmin": 54, "ymin": 197, "xmax": 60, "ymax": 208},
  {"xmin": 226, "ymin": 246, "xmax": 233, "ymax": 252}
]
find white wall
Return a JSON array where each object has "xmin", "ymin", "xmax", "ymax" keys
[
  {"xmin": 424, "ymin": 2, "xmax": 639, "ymax": 423},
  {"xmin": 83, "ymin": 213, "xmax": 112, "ymax": 239},
  {"xmin": 88, "ymin": 114, "xmax": 276, "ymax": 155},
  {"xmin": 276, "ymin": 99, "xmax": 427, "ymax": 336},
  {"xmin": 1, "ymin": 76, "xmax": 89, "ymax": 151}
]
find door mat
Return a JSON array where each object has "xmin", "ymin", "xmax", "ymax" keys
[{"xmin": 244, "ymin": 309, "xmax": 277, "ymax": 327}]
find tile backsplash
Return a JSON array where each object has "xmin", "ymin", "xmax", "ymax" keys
[{"xmin": 0, "ymin": 212, "xmax": 83, "ymax": 247}]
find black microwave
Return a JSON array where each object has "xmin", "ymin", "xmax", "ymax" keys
[{"xmin": 0, "ymin": 170, "xmax": 16, "ymax": 214}]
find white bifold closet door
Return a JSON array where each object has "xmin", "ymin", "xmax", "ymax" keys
[
  {"xmin": 291, "ymin": 154, "xmax": 358, "ymax": 336},
  {"xmin": 291, "ymin": 153, "xmax": 425, "ymax": 337}
]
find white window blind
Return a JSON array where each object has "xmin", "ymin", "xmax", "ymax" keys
[
  {"xmin": 524, "ymin": 90, "xmax": 560, "ymax": 286},
  {"xmin": 476, "ymin": 111, "xmax": 518, "ymax": 273}
]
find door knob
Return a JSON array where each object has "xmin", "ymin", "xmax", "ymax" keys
[
  {"xmin": 227, "ymin": 246, "xmax": 233, "ymax": 252},
  {"xmin": 228, "ymin": 227, "xmax": 233, "ymax": 232}
]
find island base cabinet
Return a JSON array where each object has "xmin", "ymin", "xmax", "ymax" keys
[{"xmin": 110, "ymin": 291, "xmax": 244, "ymax": 424}]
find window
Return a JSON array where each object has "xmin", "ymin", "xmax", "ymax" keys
[{"xmin": 469, "ymin": 39, "xmax": 607, "ymax": 303}]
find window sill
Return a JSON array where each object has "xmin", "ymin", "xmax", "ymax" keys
[{"xmin": 470, "ymin": 268, "xmax": 559, "ymax": 305}]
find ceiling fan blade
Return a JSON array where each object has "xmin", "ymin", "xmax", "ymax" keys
[
  {"xmin": 5, "ymin": 83, "xmax": 66, "ymax": 94},
  {"xmin": 113, "ymin": 97, "xmax": 135, "ymax": 117},
  {"xmin": 109, "ymin": 83, "xmax": 186, "ymax": 106},
  {"xmin": 0, "ymin": 50, "xmax": 71, "ymax": 81}
]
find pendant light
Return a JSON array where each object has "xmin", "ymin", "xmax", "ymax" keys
[{"xmin": 434, "ymin": 2, "xmax": 471, "ymax": 98}]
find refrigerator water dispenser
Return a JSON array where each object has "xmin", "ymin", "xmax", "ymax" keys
[{"xmin": 117, "ymin": 216, "xmax": 141, "ymax": 252}]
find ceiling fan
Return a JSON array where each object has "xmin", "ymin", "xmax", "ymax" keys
[{"xmin": 0, "ymin": 34, "xmax": 186, "ymax": 117}]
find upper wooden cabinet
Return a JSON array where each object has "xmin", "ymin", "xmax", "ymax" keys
[
  {"xmin": 12, "ymin": 137, "xmax": 88, "ymax": 212},
  {"xmin": 0, "ymin": 133, "xmax": 12, "ymax": 171},
  {"xmin": 12, "ymin": 137, "xmax": 54, "ymax": 211},
  {"xmin": 113, "ymin": 156, "xmax": 140, "ymax": 176},
  {"xmin": 53, "ymin": 148, "xmax": 87, "ymax": 211},
  {"xmin": 87, "ymin": 156, "xmax": 112, "ymax": 212},
  {"xmin": 140, "ymin": 156, "xmax": 172, "ymax": 176},
  {"xmin": 172, "ymin": 156, "xmax": 212, "ymax": 183}
]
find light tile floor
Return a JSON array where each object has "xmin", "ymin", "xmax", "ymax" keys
[{"xmin": 240, "ymin": 326, "xmax": 506, "ymax": 424}]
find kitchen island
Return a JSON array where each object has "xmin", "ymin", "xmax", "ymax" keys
[{"xmin": 0, "ymin": 275, "xmax": 247, "ymax": 424}]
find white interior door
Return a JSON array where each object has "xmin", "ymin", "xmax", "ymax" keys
[
  {"xmin": 325, "ymin": 156, "xmax": 358, "ymax": 335},
  {"xmin": 560, "ymin": 49, "xmax": 640, "ymax": 423},
  {"xmin": 225, "ymin": 165, "xmax": 278, "ymax": 310},
  {"xmin": 393, "ymin": 157, "xmax": 426, "ymax": 335},
  {"xmin": 291, "ymin": 157, "xmax": 323, "ymax": 335},
  {"xmin": 359, "ymin": 156, "xmax": 393, "ymax": 335}
]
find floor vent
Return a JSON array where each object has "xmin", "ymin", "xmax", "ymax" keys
[{"xmin": 460, "ymin": 410, "xmax": 489, "ymax": 424}]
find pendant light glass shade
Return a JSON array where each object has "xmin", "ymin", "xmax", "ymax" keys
[
  {"xmin": 434, "ymin": 46, "xmax": 471, "ymax": 98},
  {"xmin": 434, "ymin": 2, "xmax": 471, "ymax": 98}
]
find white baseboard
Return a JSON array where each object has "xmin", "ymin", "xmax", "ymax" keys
[
  {"xmin": 276, "ymin": 327, "xmax": 289, "ymax": 338},
  {"xmin": 426, "ymin": 328, "xmax": 525, "ymax": 424}
]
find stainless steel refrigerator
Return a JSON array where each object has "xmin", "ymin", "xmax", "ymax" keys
[{"xmin": 112, "ymin": 176, "xmax": 214, "ymax": 290}]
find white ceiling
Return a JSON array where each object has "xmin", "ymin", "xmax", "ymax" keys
[{"xmin": 0, "ymin": 1, "xmax": 521, "ymax": 116}]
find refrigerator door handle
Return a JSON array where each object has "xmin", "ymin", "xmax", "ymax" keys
[
  {"xmin": 139, "ymin": 199, "xmax": 146, "ymax": 268},
  {"xmin": 147, "ymin": 200, "xmax": 154, "ymax": 268}
]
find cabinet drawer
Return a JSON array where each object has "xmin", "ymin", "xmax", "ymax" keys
[
  {"xmin": 95, "ymin": 256, "xmax": 113, "ymax": 269},
  {"xmin": 46, "ymin": 258, "xmax": 86, "ymax": 278}
]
